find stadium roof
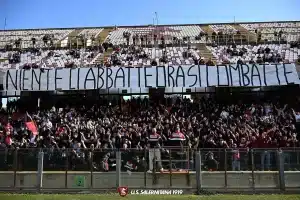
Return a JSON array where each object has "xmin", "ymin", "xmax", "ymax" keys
[{"xmin": 1, "ymin": 20, "xmax": 300, "ymax": 32}]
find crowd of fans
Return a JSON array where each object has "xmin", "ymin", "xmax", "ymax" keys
[
  {"xmin": 105, "ymin": 44, "xmax": 216, "ymax": 67},
  {"xmin": 7, "ymin": 52, "xmax": 21, "ymax": 64},
  {"xmin": 108, "ymin": 45, "xmax": 149, "ymax": 66},
  {"xmin": 106, "ymin": 42, "xmax": 296, "ymax": 67},
  {"xmin": 0, "ymin": 90, "xmax": 299, "ymax": 171},
  {"xmin": 218, "ymin": 45, "xmax": 284, "ymax": 65}
]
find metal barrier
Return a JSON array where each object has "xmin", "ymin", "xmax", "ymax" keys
[
  {"xmin": 1, "ymin": 31, "xmax": 299, "ymax": 47},
  {"xmin": 0, "ymin": 148, "xmax": 300, "ymax": 193}
]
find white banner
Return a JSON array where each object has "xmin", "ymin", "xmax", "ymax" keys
[{"xmin": 2, "ymin": 64, "xmax": 300, "ymax": 91}]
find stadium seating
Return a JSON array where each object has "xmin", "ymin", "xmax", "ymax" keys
[
  {"xmin": 0, "ymin": 22, "xmax": 299, "ymax": 69},
  {"xmin": 108, "ymin": 46, "xmax": 200, "ymax": 66},
  {"xmin": 207, "ymin": 44, "xmax": 300, "ymax": 64},
  {"xmin": 0, "ymin": 29, "xmax": 73, "ymax": 49},
  {"xmin": 106, "ymin": 25, "xmax": 207, "ymax": 45},
  {"xmin": 0, "ymin": 49, "xmax": 102, "ymax": 69},
  {"xmin": 240, "ymin": 22, "xmax": 300, "ymax": 42}
]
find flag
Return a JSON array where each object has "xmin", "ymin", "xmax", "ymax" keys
[
  {"xmin": 26, "ymin": 121, "xmax": 38, "ymax": 135},
  {"xmin": 11, "ymin": 112, "xmax": 25, "ymax": 121},
  {"xmin": 5, "ymin": 136, "xmax": 12, "ymax": 145}
]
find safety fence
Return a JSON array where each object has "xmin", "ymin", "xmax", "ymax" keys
[{"xmin": 0, "ymin": 148, "xmax": 299, "ymax": 193}]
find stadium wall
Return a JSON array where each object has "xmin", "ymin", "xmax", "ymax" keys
[{"xmin": 0, "ymin": 171, "xmax": 299, "ymax": 193}]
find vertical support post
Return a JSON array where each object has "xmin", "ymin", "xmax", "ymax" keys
[
  {"xmin": 278, "ymin": 149, "xmax": 285, "ymax": 192},
  {"xmin": 116, "ymin": 150, "xmax": 121, "ymax": 187},
  {"xmin": 240, "ymin": 34, "xmax": 242, "ymax": 45},
  {"xmin": 186, "ymin": 148, "xmax": 191, "ymax": 186},
  {"xmin": 195, "ymin": 151, "xmax": 202, "ymax": 195},
  {"xmin": 76, "ymin": 37, "xmax": 79, "ymax": 49},
  {"xmin": 251, "ymin": 149, "xmax": 255, "ymax": 192},
  {"xmin": 153, "ymin": 157, "xmax": 157, "ymax": 185},
  {"xmin": 37, "ymin": 151, "xmax": 44, "ymax": 192},
  {"xmin": 248, "ymin": 34, "xmax": 251, "ymax": 45},
  {"xmin": 297, "ymin": 150, "xmax": 300, "ymax": 168},
  {"xmin": 37, "ymin": 98, "xmax": 40, "ymax": 109},
  {"xmin": 144, "ymin": 148, "xmax": 147, "ymax": 187},
  {"xmin": 90, "ymin": 150, "xmax": 94, "ymax": 189},
  {"xmin": 169, "ymin": 149, "xmax": 172, "ymax": 187},
  {"xmin": 13, "ymin": 148, "xmax": 18, "ymax": 188},
  {"xmin": 65, "ymin": 149, "xmax": 68, "ymax": 189},
  {"xmin": 224, "ymin": 149, "xmax": 228, "ymax": 190}
]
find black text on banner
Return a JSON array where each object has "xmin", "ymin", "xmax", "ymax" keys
[{"xmin": 3, "ymin": 64, "xmax": 300, "ymax": 91}]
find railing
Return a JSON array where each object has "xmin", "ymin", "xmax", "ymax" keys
[
  {"xmin": 1, "ymin": 148, "xmax": 298, "ymax": 171},
  {"xmin": 1, "ymin": 32, "xmax": 299, "ymax": 49},
  {"xmin": 0, "ymin": 148, "xmax": 300, "ymax": 192}
]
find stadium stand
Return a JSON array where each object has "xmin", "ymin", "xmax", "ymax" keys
[
  {"xmin": 207, "ymin": 44, "xmax": 300, "ymax": 64},
  {"xmin": 106, "ymin": 25, "xmax": 207, "ymax": 45},
  {"xmin": 0, "ymin": 29, "xmax": 73, "ymax": 49},
  {"xmin": 0, "ymin": 88, "xmax": 300, "ymax": 171},
  {"xmin": 240, "ymin": 22, "xmax": 300, "ymax": 42},
  {"xmin": 0, "ymin": 48, "xmax": 102, "ymax": 69},
  {"xmin": 0, "ymin": 21, "xmax": 300, "ymax": 173},
  {"xmin": 0, "ymin": 22, "xmax": 299, "ymax": 68},
  {"xmin": 106, "ymin": 46, "xmax": 201, "ymax": 66}
]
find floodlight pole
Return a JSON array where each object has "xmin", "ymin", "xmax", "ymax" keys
[
  {"xmin": 3, "ymin": 18, "xmax": 7, "ymax": 49},
  {"xmin": 152, "ymin": 18, "xmax": 155, "ymax": 48},
  {"xmin": 155, "ymin": 12, "xmax": 159, "ymax": 27},
  {"xmin": 4, "ymin": 18, "xmax": 7, "ymax": 31},
  {"xmin": 155, "ymin": 12, "xmax": 159, "ymax": 49}
]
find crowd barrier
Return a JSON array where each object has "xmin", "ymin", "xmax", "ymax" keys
[
  {"xmin": 1, "ymin": 32, "xmax": 295, "ymax": 47},
  {"xmin": 0, "ymin": 148, "xmax": 299, "ymax": 193}
]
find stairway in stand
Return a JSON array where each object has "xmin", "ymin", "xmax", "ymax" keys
[
  {"xmin": 94, "ymin": 48, "xmax": 113, "ymax": 64},
  {"xmin": 196, "ymin": 43, "xmax": 217, "ymax": 63},
  {"xmin": 93, "ymin": 28, "xmax": 114, "ymax": 64},
  {"xmin": 200, "ymin": 25, "xmax": 215, "ymax": 36},
  {"xmin": 97, "ymin": 28, "xmax": 113, "ymax": 44},
  {"xmin": 62, "ymin": 29, "xmax": 83, "ymax": 48},
  {"xmin": 232, "ymin": 24, "xmax": 256, "ymax": 43}
]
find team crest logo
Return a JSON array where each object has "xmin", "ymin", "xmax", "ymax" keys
[{"xmin": 117, "ymin": 186, "xmax": 129, "ymax": 197}]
